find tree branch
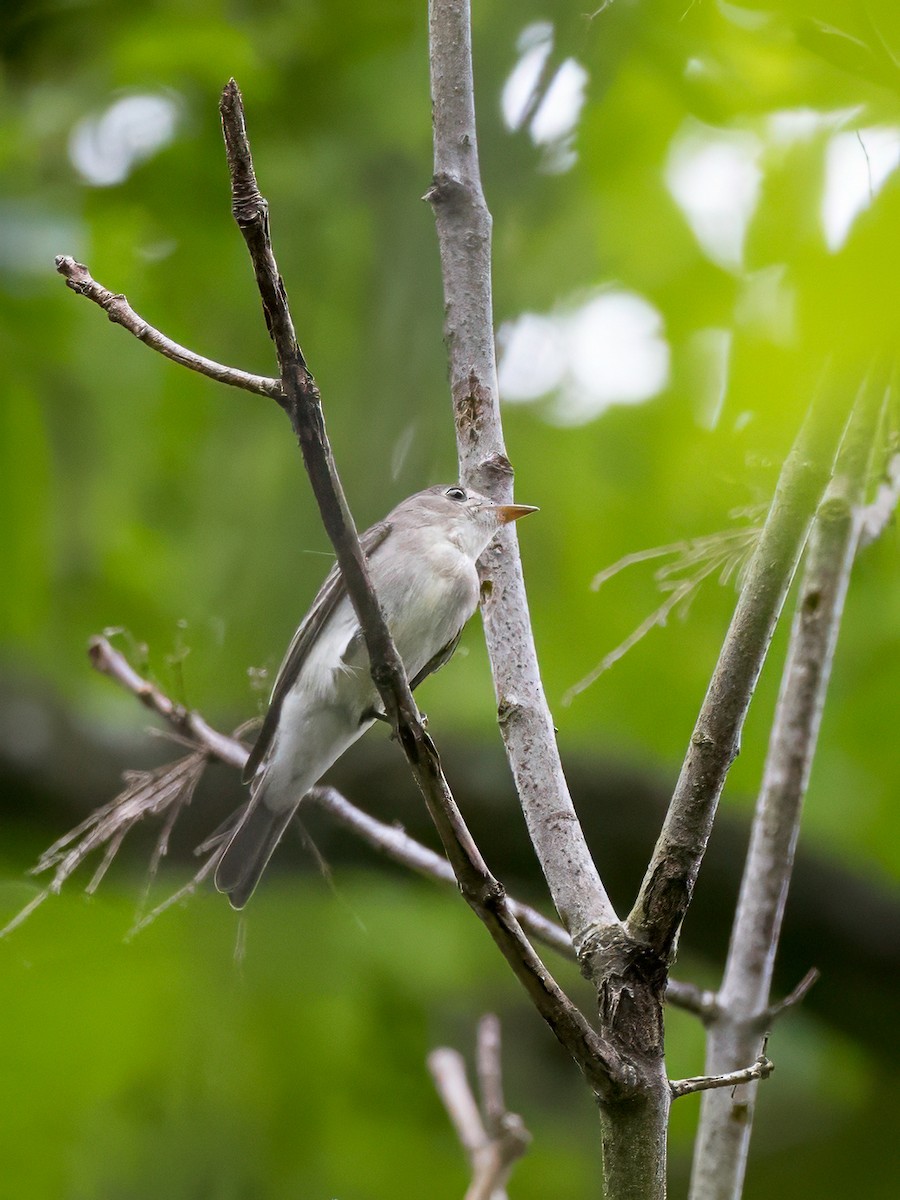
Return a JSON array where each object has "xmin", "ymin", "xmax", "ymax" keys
[
  {"xmin": 688, "ymin": 373, "xmax": 887, "ymax": 1200},
  {"xmin": 429, "ymin": 1016, "xmax": 531, "ymax": 1200},
  {"xmin": 670, "ymin": 1054, "xmax": 773, "ymax": 1101},
  {"xmin": 764, "ymin": 966, "xmax": 820, "ymax": 1022},
  {"xmin": 216, "ymin": 78, "xmax": 621, "ymax": 1096},
  {"xmin": 54, "ymin": 255, "xmax": 282, "ymax": 398},
  {"xmin": 628, "ymin": 384, "xmax": 846, "ymax": 960},
  {"xmin": 307, "ymin": 786, "xmax": 574, "ymax": 959},
  {"xmin": 664, "ymin": 980, "xmax": 721, "ymax": 1024},
  {"xmin": 35, "ymin": 638, "xmax": 574, "ymax": 959},
  {"xmin": 426, "ymin": 0, "xmax": 617, "ymax": 954},
  {"xmin": 83, "ymin": 636, "xmax": 708, "ymax": 1016},
  {"xmin": 87, "ymin": 635, "xmax": 248, "ymax": 770}
]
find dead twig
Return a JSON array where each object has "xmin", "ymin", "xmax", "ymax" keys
[
  {"xmin": 54, "ymin": 256, "xmax": 281, "ymax": 398},
  {"xmin": 429, "ymin": 1015, "xmax": 531, "ymax": 1200},
  {"xmin": 671, "ymin": 1053, "xmax": 773, "ymax": 1101}
]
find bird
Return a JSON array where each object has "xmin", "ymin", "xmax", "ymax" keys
[{"xmin": 214, "ymin": 484, "xmax": 537, "ymax": 908}]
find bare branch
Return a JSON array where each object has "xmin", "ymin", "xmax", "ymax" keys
[
  {"xmin": 218, "ymin": 80, "xmax": 413, "ymax": 730},
  {"xmin": 476, "ymin": 1014, "xmax": 508, "ymax": 1135},
  {"xmin": 671, "ymin": 1054, "xmax": 773, "ymax": 1101},
  {"xmin": 306, "ymin": 786, "xmax": 575, "ymax": 960},
  {"xmin": 88, "ymin": 635, "xmax": 248, "ymax": 770},
  {"xmin": 429, "ymin": 1048, "xmax": 488, "ymax": 1157},
  {"xmin": 628, "ymin": 384, "xmax": 846, "ymax": 959},
  {"xmin": 52, "ymin": 81, "xmax": 622, "ymax": 1095},
  {"xmin": 54, "ymin": 256, "xmax": 282, "ymax": 398},
  {"xmin": 429, "ymin": 1017, "xmax": 531, "ymax": 1200},
  {"xmin": 664, "ymin": 980, "xmax": 721, "ymax": 1024},
  {"xmin": 426, "ymin": 0, "xmax": 617, "ymax": 954},
  {"xmin": 765, "ymin": 966, "xmax": 820, "ymax": 1022},
  {"xmin": 216, "ymin": 78, "xmax": 622, "ymax": 1096},
  {"xmin": 689, "ymin": 373, "xmax": 887, "ymax": 1200},
  {"xmin": 48, "ymin": 638, "xmax": 587, "ymax": 967}
]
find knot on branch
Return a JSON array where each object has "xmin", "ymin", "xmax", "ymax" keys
[
  {"xmin": 815, "ymin": 493, "xmax": 853, "ymax": 527},
  {"xmin": 802, "ymin": 588, "xmax": 822, "ymax": 615},
  {"xmin": 452, "ymin": 370, "xmax": 490, "ymax": 444},
  {"xmin": 232, "ymin": 189, "xmax": 268, "ymax": 231},
  {"xmin": 55, "ymin": 254, "xmax": 89, "ymax": 290},
  {"xmin": 481, "ymin": 452, "xmax": 514, "ymax": 480},
  {"xmin": 282, "ymin": 360, "xmax": 321, "ymax": 422},
  {"xmin": 476, "ymin": 875, "xmax": 508, "ymax": 911},
  {"xmin": 496, "ymin": 695, "xmax": 525, "ymax": 727},
  {"xmin": 584, "ymin": 926, "xmax": 668, "ymax": 1063},
  {"xmin": 422, "ymin": 171, "xmax": 469, "ymax": 209},
  {"xmin": 466, "ymin": 455, "xmax": 515, "ymax": 504}
]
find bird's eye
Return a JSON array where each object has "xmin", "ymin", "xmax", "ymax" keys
[{"xmin": 445, "ymin": 487, "xmax": 467, "ymax": 502}]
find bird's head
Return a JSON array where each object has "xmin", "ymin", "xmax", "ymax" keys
[{"xmin": 392, "ymin": 484, "xmax": 538, "ymax": 560}]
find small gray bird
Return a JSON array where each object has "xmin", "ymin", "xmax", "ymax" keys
[{"xmin": 215, "ymin": 484, "xmax": 537, "ymax": 908}]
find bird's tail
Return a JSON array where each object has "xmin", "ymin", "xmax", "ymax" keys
[{"xmin": 214, "ymin": 783, "xmax": 300, "ymax": 909}]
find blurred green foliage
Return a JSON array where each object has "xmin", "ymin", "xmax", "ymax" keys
[{"xmin": 1, "ymin": 0, "xmax": 898, "ymax": 1196}]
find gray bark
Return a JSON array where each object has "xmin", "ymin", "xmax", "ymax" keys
[{"xmin": 689, "ymin": 377, "xmax": 887, "ymax": 1199}]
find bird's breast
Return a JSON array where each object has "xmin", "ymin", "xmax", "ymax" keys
[{"xmin": 373, "ymin": 540, "xmax": 479, "ymax": 671}]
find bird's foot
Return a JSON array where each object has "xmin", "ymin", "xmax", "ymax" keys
[{"xmin": 363, "ymin": 707, "xmax": 428, "ymax": 729}]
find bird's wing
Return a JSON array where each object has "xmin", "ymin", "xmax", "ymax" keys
[
  {"xmin": 242, "ymin": 520, "xmax": 393, "ymax": 783},
  {"xmin": 356, "ymin": 627, "xmax": 465, "ymax": 725},
  {"xmin": 408, "ymin": 626, "xmax": 464, "ymax": 691}
]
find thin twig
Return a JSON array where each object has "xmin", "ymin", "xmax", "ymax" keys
[
  {"xmin": 664, "ymin": 980, "xmax": 721, "ymax": 1024},
  {"xmin": 670, "ymin": 1054, "xmax": 773, "ymax": 1100},
  {"xmin": 88, "ymin": 635, "xmax": 248, "ymax": 769},
  {"xmin": 429, "ymin": 1048, "xmax": 487, "ymax": 1157},
  {"xmin": 218, "ymin": 80, "xmax": 415, "ymax": 728},
  {"xmin": 765, "ymin": 967, "xmax": 820, "ymax": 1022},
  {"xmin": 217, "ymin": 78, "xmax": 621, "ymax": 1096},
  {"xmin": 689, "ymin": 372, "xmax": 888, "ymax": 1200},
  {"xmin": 426, "ymin": 0, "xmax": 617, "ymax": 953},
  {"xmin": 54, "ymin": 256, "xmax": 282, "ymax": 398},
  {"xmin": 429, "ymin": 1017, "xmax": 531, "ymax": 1200},
  {"xmin": 477, "ymin": 1014, "xmax": 508, "ymax": 1135},
  {"xmin": 628, "ymin": 382, "xmax": 846, "ymax": 960},
  {"xmin": 565, "ymin": 526, "xmax": 760, "ymax": 703},
  {"xmin": 307, "ymin": 786, "xmax": 575, "ymax": 960}
]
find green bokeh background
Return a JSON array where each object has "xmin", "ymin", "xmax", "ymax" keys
[{"xmin": 1, "ymin": 1, "xmax": 897, "ymax": 1196}]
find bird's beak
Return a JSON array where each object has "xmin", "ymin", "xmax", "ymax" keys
[{"xmin": 496, "ymin": 504, "xmax": 539, "ymax": 524}]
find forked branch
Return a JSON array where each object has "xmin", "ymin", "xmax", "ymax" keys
[
  {"xmin": 689, "ymin": 372, "xmax": 890, "ymax": 1200},
  {"xmin": 628, "ymin": 384, "xmax": 847, "ymax": 960},
  {"xmin": 429, "ymin": 1015, "xmax": 531, "ymax": 1200}
]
